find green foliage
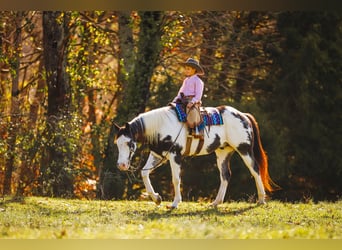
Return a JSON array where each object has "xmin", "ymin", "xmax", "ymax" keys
[
  {"xmin": 260, "ymin": 12, "xmax": 342, "ymax": 200},
  {"xmin": 39, "ymin": 111, "xmax": 83, "ymax": 197},
  {"xmin": 1, "ymin": 11, "xmax": 340, "ymax": 202},
  {"xmin": 117, "ymin": 11, "xmax": 164, "ymax": 119},
  {"xmin": 0, "ymin": 197, "xmax": 341, "ymax": 238},
  {"xmin": 148, "ymin": 74, "xmax": 179, "ymax": 108}
]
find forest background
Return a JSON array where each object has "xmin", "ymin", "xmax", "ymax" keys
[{"xmin": 0, "ymin": 11, "xmax": 341, "ymax": 202}]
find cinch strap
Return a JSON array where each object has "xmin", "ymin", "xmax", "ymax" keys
[{"xmin": 183, "ymin": 135, "xmax": 204, "ymax": 156}]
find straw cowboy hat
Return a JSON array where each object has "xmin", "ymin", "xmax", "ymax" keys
[{"xmin": 180, "ymin": 58, "xmax": 204, "ymax": 75}]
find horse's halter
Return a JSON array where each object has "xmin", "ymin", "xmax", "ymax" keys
[
  {"xmin": 121, "ymin": 117, "xmax": 184, "ymax": 173},
  {"xmin": 127, "ymin": 139, "xmax": 137, "ymax": 164},
  {"xmin": 125, "ymin": 124, "xmax": 138, "ymax": 168}
]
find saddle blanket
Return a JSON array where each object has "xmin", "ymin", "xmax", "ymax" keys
[{"xmin": 174, "ymin": 103, "xmax": 224, "ymax": 126}]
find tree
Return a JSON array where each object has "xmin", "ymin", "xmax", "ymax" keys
[
  {"xmin": 40, "ymin": 11, "xmax": 74, "ymax": 197},
  {"xmin": 117, "ymin": 11, "xmax": 165, "ymax": 119},
  {"xmin": 2, "ymin": 12, "xmax": 24, "ymax": 195},
  {"xmin": 100, "ymin": 11, "xmax": 165, "ymax": 199},
  {"xmin": 1, "ymin": 12, "xmax": 47, "ymax": 196},
  {"xmin": 261, "ymin": 12, "xmax": 342, "ymax": 200}
]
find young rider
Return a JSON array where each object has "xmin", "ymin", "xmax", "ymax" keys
[{"xmin": 172, "ymin": 58, "xmax": 205, "ymax": 138}]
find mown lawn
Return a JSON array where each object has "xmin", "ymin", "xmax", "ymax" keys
[{"xmin": 0, "ymin": 196, "xmax": 341, "ymax": 239}]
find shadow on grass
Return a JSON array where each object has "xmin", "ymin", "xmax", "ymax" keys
[
  {"xmin": 144, "ymin": 203, "xmax": 259, "ymax": 220},
  {"xmin": 0, "ymin": 196, "xmax": 26, "ymax": 209},
  {"xmin": 0, "ymin": 196, "xmax": 81, "ymax": 216},
  {"xmin": 0, "ymin": 196, "xmax": 26, "ymax": 213}
]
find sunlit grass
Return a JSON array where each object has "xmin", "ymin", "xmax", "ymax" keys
[{"xmin": 0, "ymin": 197, "xmax": 341, "ymax": 239}]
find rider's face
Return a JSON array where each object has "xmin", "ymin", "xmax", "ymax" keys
[{"xmin": 184, "ymin": 66, "xmax": 197, "ymax": 77}]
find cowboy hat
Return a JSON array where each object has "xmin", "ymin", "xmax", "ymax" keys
[{"xmin": 180, "ymin": 58, "xmax": 204, "ymax": 75}]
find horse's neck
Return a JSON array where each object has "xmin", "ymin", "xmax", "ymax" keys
[
  {"xmin": 129, "ymin": 116, "xmax": 145, "ymax": 142},
  {"xmin": 139, "ymin": 107, "xmax": 173, "ymax": 143}
]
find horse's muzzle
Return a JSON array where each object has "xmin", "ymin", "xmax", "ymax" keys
[{"xmin": 117, "ymin": 163, "xmax": 129, "ymax": 171}]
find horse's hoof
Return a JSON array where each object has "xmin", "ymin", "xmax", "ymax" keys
[
  {"xmin": 166, "ymin": 204, "xmax": 177, "ymax": 210},
  {"xmin": 155, "ymin": 194, "xmax": 162, "ymax": 205},
  {"xmin": 209, "ymin": 203, "xmax": 218, "ymax": 208},
  {"xmin": 257, "ymin": 200, "xmax": 266, "ymax": 205}
]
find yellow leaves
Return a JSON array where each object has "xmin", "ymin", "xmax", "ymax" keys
[{"xmin": 215, "ymin": 51, "xmax": 224, "ymax": 59}]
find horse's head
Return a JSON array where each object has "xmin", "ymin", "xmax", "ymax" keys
[{"xmin": 114, "ymin": 122, "xmax": 137, "ymax": 171}]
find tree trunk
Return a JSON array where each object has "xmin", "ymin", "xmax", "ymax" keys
[
  {"xmin": 43, "ymin": 11, "xmax": 71, "ymax": 116},
  {"xmin": 40, "ymin": 11, "xmax": 73, "ymax": 197},
  {"xmin": 3, "ymin": 12, "xmax": 24, "ymax": 195},
  {"xmin": 100, "ymin": 11, "xmax": 164, "ymax": 199},
  {"xmin": 119, "ymin": 11, "xmax": 164, "ymax": 119},
  {"xmin": 98, "ymin": 11, "xmax": 134, "ymax": 199}
]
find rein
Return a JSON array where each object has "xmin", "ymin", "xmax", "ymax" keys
[
  {"xmin": 144, "ymin": 121, "xmax": 186, "ymax": 171},
  {"xmin": 124, "ymin": 117, "xmax": 187, "ymax": 182}
]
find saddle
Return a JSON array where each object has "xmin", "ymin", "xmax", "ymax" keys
[
  {"xmin": 169, "ymin": 102, "xmax": 224, "ymax": 156},
  {"xmin": 170, "ymin": 102, "xmax": 224, "ymax": 127}
]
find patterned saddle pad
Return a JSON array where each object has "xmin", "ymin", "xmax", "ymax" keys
[{"xmin": 173, "ymin": 103, "xmax": 223, "ymax": 126}]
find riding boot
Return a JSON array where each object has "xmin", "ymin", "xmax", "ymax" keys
[
  {"xmin": 195, "ymin": 126, "xmax": 199, "ymax": 136},
  {"xmin": 193, "ymin": 126, "xmax": 204, "ymax": 140},
  {"xmin": 188, "ymin": 128, "xmax": 193, "ymax": 136},
  {"xmin": 191, "ymin": 127, "xmax": 197, "ymax": 137}
]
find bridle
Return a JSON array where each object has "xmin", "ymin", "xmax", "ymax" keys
[
  {"xmin": 124, "ymin": 120, "xmax": 186, "ymax": 177},
  {"xmin": 127, "ymin": 139, "xmax": 136, "ymax": 164}
]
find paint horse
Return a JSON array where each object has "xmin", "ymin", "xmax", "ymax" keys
[{"xmin": 114, "ymin": 105, "xmax": 277, "ymax": 209}]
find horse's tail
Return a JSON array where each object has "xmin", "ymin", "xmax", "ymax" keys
[{"xmin": 245, "ymin": 113, "xmax": 279, "ymax": 193}]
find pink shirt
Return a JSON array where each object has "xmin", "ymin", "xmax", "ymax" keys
[{"xmin": 173, "ymin": 74, "xmax": 204, "ymax": 103}]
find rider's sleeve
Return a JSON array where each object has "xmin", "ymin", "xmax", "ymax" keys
[
  {"xmin": 172, "ymin": 79, "xmax": 186, "ymax": 102},
  {"xmin": 191, "ymin": 77, "xmax": 204, "ymax": 104}
]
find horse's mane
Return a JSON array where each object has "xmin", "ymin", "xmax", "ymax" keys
[{"xmin": 131, "ymin": 106, "xmax": 177, "ymax": 143}]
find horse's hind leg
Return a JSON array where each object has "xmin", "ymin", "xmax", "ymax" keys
[
  {"xmin": 141, "ymin": 152, "xmax": 163, "ymax": 205},
  {"xmin": 211, "ymin": 148, "xmax": 234, "ymax": 207},
  {"xmin": 238, "ymin": 152, "xmax": 266, "ymax": 204}
]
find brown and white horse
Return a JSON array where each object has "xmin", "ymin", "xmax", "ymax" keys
[{"xmin": 114, "ymin": 105, "xmax": 277, "ymax": 208}]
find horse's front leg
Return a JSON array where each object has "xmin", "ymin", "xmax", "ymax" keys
[
  {"xmin": 168, "ymin": 153, "xmax": 182, "ymax": 209},
  {"xmin": 141, "ymin": 152, "xmax": 163, "ymax": 205}
]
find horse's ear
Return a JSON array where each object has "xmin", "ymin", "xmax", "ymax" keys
[
  {"xmin": 124, "ymin": 122, "xmax": 130, "ymax": 129},
  {"xmin": 113, "ymin": 122, "xmax": 121, "ymax": 133}
]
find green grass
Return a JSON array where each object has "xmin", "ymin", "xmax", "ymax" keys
[{"xmin": 0, "ymin": 196, "xmax": 341, "ymax": 239}]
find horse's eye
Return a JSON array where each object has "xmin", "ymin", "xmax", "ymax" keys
[{"xmin": 127, "ymin": 141, "xmax": 135, "ymax": 150}]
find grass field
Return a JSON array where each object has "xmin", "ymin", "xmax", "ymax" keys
[{"xmin": 0, "ymin": 196, "xmax": 341, "ymax": 239}]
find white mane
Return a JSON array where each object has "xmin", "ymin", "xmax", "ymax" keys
[{"xmin": 134, "ymin": 106, "xmax": 180, "ymax": 143}]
